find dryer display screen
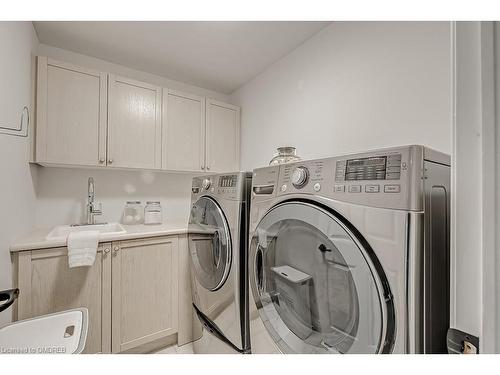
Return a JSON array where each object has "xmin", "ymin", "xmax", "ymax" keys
[
  {"xmin": 345, "ymin": 156, "xmax": 387, "ymax": 181},
  {"xmin": 219, "ymin": 175, "xmax": 237, "ymax": 187}
]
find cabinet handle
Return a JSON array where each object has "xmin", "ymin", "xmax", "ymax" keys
[
  {"xmin": 108, "ymin": 159, "xmax": 113, "ymax": 164},
  {"xmin": 201, "ymin": 164, "xmax": 205, "ymax": 170},
  {"xmin": 206, "ymin": 166, "xmax": 210, "ymax": 170},
  {"xmin": 113, "ymin": 246, "xmax": 119, "ymax": 255},
  {"xmin": 104, "ymin": 248, "xmax": 110, "ymax": 254},
  {"xmin": 99, "ymin": 158, "xmax": 105, "ymax": 164}
]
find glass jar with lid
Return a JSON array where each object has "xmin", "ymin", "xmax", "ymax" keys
[
  {"xmin": 144, "ymin": 201, "xmax": 163, "ymax": 225},
  {"xmin": 269, "ymin": 146, "xmax": 301, "ymax": 165},
  {"xmin": 122, "ymin": 201, "xmax": 144, "ymax": 225}
]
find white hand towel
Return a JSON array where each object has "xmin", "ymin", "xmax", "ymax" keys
[{"xmin": 67, "ymin": 231, "xmax": 99, "ymax": 268}]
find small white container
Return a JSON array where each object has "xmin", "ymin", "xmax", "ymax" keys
[
  {"xmin": 122, "ymin": 201, "xmax": 144, "ymax": 225},
  {"xmin": 144, "ymin": 201, "xmax": 163, "ymax": 225},
  {"xmin": 271, "ymin": 265, "xmax": 313, "ymax": 339}
]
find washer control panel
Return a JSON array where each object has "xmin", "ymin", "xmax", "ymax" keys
[{"xmin": 192, "ymin": 173, "xmax": 243, "ymax": 200}]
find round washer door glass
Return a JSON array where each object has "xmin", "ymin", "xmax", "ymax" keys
[
  {"xmin": 250, "ymin": 201, "xmax": 394, "ymax": 354},
  {"xmin": 188, "ymin": 196, "xmax": 232, "ymax": 291}
]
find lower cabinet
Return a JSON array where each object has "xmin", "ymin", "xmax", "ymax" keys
[
  {"xmin": 111, "ymin": 236, "xmax": 178, "ymax": 353},
  {"xmin": 13, "ymin": 235, "xmax": 180, "ymax": 354}
]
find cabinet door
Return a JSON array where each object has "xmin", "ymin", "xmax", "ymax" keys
[
  {"xmin": 36, "ymin": 57, "xmax": 107, "ymax": 166},
  {"xmin": 111, "ymin": 236, "xmax": 179, "ymax": 353},
  {"xmin": 108, "ymin": 75, "xmax": 162, "ymax": 169},
  {"xmin": 206, "ymin": 99, "xmax": 240, "ymax": 172},
  {"xmin": 15, "ymin": 244, "xmax": 112, "ymax": 354},
  {"xmin": 162, "ymin": 89, "xmax": 206, "ymax": 171}
]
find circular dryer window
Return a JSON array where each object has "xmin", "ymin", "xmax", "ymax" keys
[
  {"xmin": 188, "ymin": 196, "xmax": 232, "ymax": 291},
  {"xmin": 250, "ymin": 201, "xmax": 395, "ymax": 354}
]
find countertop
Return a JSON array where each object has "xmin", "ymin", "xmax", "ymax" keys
[{"xmin": 10, "ymin": 221, "xmax": 188, "ymax": 252}]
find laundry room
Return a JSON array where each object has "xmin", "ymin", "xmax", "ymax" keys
[{"xmin": 0, "ymin": 0, "xmax": 499, "ymax": 372}]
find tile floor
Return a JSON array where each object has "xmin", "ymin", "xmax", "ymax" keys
[{"xmin": 155, "ymin": 342, "xmax": 195, "ymax": 354}]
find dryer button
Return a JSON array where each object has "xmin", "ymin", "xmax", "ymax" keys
[
  {"xmin": 202, "ymin": 179, "xmax": 212, "ymax": 190},
  {"xmin": 348, "ymin": 185, "xmax": 362, "ymax": 193},
  {"xmin": 365, "ymin": 185, "xmax": 380, "ymax": 193},
  {"xmin": 291, "ymin": 167, "xmax": 309, "ymax": 188},
  {"xmin": 334, "ymin": 185, "xmax": 345, "ymax": 193},
  {"xmin": 313, "ymin": 183, "xmax": 321, "ymax": 192},
  {"xmin": 281, "ymin": 184, "xmax": 287, "ymax": 192},
  {"xmin": 384, "ymin": 184, "xmax": 401, "ymax": 193}
]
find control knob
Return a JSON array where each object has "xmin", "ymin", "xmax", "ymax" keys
[
  {"xmin": 291, "ymin": 167, "xmax": 309, "ymax": 188},
  {"xmin": 202, "ymin": 179, "xmax": 212, "ymax": 190}
]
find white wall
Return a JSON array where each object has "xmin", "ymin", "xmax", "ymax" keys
[
  {"xmin": 0, "ymin": 22, "xmax": 39, "ymax": 325},
  {"xmin": 230, "ymin": 22, "xmax": 452, "ymax": 170},
  {"xmin": 35, "ymin": 168, "xmax": 194, "ymax": 227},
  {"xmin": 492, "ymin": 21, "xmax": 500, "ymax": 353},
  {"xmin": 451, "ymin": 21, "xmax": 500, "ymax": 354},
  {"xmin": 449, "ymin": 21, "xmax": 484, "ymax": 348},
  {"xmin": 32, "ymin": 44, "xmax": 232, "ymax": 228}
]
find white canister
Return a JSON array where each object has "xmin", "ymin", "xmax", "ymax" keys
[
  {"xmin": 122, "ymin": 201, "xmax": 144, "ymax": 225},
  {"xmin": 144, "ymin": 201, "xmax": 163, "ymax": 225}
]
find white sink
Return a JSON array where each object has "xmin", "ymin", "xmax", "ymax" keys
[{"xmin": 46, "ymin": 223, "xmax": 126, "ymax": 241}]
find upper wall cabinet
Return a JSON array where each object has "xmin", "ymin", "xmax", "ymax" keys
[
  {"xmin": 108, "ymin": 76, "xmax": 162, "ymax": 169},
  {"xmin": 162, "ymin": 89, "xmax": 205, "ymax": 172},
  {"xmin": 35, "ymin": 56, "xmax": 240, "ymax": 173},
  {"xmin": 36, "ymin": 57, "xmax": 107, "ymax": 166},
  {"xmin": 206, "ymin": 99, "xmax": 240, "ymax": 173}
]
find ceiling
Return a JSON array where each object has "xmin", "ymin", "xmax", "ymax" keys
[{"xmin": 34, "ymin": 21, "xmax": 331, "ymax": 94}]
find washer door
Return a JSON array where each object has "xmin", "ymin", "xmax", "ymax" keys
[
  {"xmin": 189, "ymin": 196, "xmax": 232, "ymax": 291},
  {"xmin": 250, "ymin": 201, "xmax": 395, "ymax": 354}
]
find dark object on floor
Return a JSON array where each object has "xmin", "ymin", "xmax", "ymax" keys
[{"xmin": 0, "ymin": 288, "xmax": 19, "ymax": 313}]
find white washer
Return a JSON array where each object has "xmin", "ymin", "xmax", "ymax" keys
[
  {"xmin": 188, "ymin": 172, "xmax": 252, "ymax": 353},
  {"xmin": 248, "ymin": 145, "xmax": 450, "ymax": 354}
]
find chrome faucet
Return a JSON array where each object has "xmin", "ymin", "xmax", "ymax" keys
[{"xmin": 86, "ymin": 177, "xmax": 102, "ymax": 225}]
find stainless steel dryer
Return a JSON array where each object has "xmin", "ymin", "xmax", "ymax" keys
[
  {"xmin": 188, "ymin": 172, "xmax": 252, "ymax": 354},
  {"xmin": 248, "ymin": 145, "xmax": 450, "ymax": 354}
]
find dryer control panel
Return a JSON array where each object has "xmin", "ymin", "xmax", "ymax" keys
[
  {"xmin": 273, "ymin": 146, "xmax": 427, "ymax": 211},
  {"xmin": 336, "ymin": 153, "xmax": 403, "ymax": 182}
]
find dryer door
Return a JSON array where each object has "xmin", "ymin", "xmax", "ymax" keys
[
  {"xmin": 249, "ymin": 201, "xmax": 395, "ymax": 354},
  {"xmin": 189, "ymin": 196, "xmax": 232, "ymax": 291}
]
